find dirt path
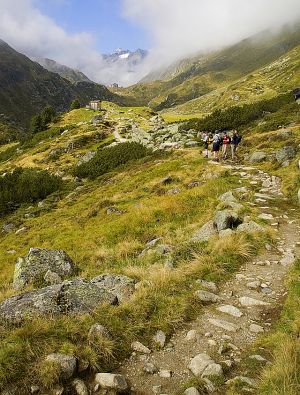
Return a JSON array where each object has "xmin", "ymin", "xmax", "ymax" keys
[{"xmin": 119, "ymin": 165, "xmax": 300, "ymax": 395}]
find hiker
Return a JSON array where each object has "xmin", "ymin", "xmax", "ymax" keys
[
  {"xmin": 221, "ymin": 131, "xmax": 231, "ymax": 160},
  {"xmin": 231, "ymin": 130, "xmax": 242, "ymax": 160},
  {"xmin": 202, "ymin": 131, "xmax": 209, "ymax": 157},
  {"xmin": 212, "ymin": 132, "xmax": 221, "ymax": 161}
]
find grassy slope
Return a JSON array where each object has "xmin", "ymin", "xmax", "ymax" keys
[
  {"xmin": 163, "ymin": 44, "xmax": 300, "ymax": 119},
  {"xmin": 0, "ymin": 106, "xmax": 272, "ymax": 391}
]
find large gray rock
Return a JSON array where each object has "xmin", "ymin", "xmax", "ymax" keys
[
  {"xmin": 184, "ymin": 388, "xmax": 200, "ymax": 395},
  {"xmin": 275, "ymin": 146, "xmax": 296, "ymax": 163},
  {"xmin": 249, "ymin": 152, "xmax": 267, "ymax": 163},
  {"xmin": 214, "ymin": 210, "xmax": 242, "ymax": 232},
  {"xmin": 45, "ymin": 353, "xmax": 77, "ymax": 380},
  {"xmin": 191, "ymin": 220, "xmax": 218, "ymax": 242},
  {"xmin": 91, "ymin": 274, "xmax": 136, "ymax": 302},
  {"xmin": 95, "ymin": 373, "xmax": 128, "ymax": 391},
  {"xmin": 194, "ymin": 290, "xmax": 221, "ymax": 304},
  {"xmin": 13, "ymin": 248, "xmax": 77, "ymax": 290},
  {"xmin": 0, "ymin": 279, "xmax": 117, "ymax": 325}
]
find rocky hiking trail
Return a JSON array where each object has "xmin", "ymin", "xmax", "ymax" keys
[{"xmin": 117, "ymin": 164, "xmax": 300, "ymax": 395}]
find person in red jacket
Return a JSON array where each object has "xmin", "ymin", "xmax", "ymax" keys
[{"xmin": 221, "ymin": 131, "xmax": 231, "ymax": 160}]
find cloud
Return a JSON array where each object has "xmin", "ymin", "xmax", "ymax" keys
[
  {"xmin": 0, "ymin": 0, "xmax": 143, "ymax": 86},
  {"xmin": 0, "ymin": 0, "xmax": 299, "ymax": 86},
  {"xmin": 123, "ymin": 0, "xmax": 300, "ymax": 67}
]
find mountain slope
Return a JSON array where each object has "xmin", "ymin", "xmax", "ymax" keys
[
  {"xmin": 119, "ymin": 22, "xmax": 300, "ymax": 112},
  {"xmin": 32, "ymin": 57, "xmax": 91, "ymax": 84},
  {"xmin": 0, "ymin": 39, "xmax": 120, "ymax": 127}
]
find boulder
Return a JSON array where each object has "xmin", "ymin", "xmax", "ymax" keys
[
  {"xmin": 219, "ymin": 191, "xmax": 237, "ymax": 203},
  {"xmin": 217, "ymin": 305, "xmax": 243, "ymax": 318},
  {"xmin": 91, "ymin": 274, "xmax": 136, "ymax": 302},
  {"xmin": 214, "ymin": 210, "xmax": 242, "ymax": 232},
  {"xmin": 196, "ymin": 280, "xmax": 218, "ymax": 293},
  {"xmin": 45, "ymin": 353, "xmax": 77, "ymax": 380},
  {"xmin": 0, "ymin": 279, "xmax": 117, "ymax": 325},
  {"xmin": 13, "ymin": 248, "xmax": 77, "ymax": 290},
  {"xmin": 275, "ymin": 146, "xmax": 296, "ymax": 163},
  {"xmin": 191, "ymin": 220, "xmax": 218, "ymax": 242},
  {"xmin": 249, "ymin": 152, "xmax": 267, "ymax": 163},
  {"xmin": 143, "ymin": 362, "xmax": 158, "ymax": 374},
  {"xmin": 239, "ymin": 296, "xmax": 270, "ymax": 307},
  {"xmin": 95, "ymin": 373, "xmax": 128, "ymax": 391}
]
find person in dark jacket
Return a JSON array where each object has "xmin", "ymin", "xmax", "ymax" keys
[{"xmin": 231, "ymin": 130, "xmax": 242, "ymax": 160}]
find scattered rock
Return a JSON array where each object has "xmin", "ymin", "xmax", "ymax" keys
[
  {"xmin": 275, "ymin": 146, "xmax": 296, "ymax": 163},
  {"xmin": 95, "ymin": 373, "xmax": 128, "ymax": 391},
  {"xmin": 184, "ymin": 388, "xmax": 200, "ymax": 395},
  {"xmin": 45, "ymin": 353, "xmax": 77, "ymax": 380},
  {"xmin": 153, "ymin": 330, "xmax": 166, "ymax": 348},
  {"xmin": 249, "ymin": 324, "xmax": 264, "ymax": 333},
  {"xmin": 249, "ymin": 355, "xmax": 266, "ymax": 362},
  {"xmin": 258, "ymin": 213, "xmax": 274, "ymax": 221},
  {"xmin": 194, "ymin": 290, "xmax": 221, "ymax": 304},
  {"xmin": 71, "ymin": 379, "xmax": 89, "ymax": 395},
  {"xmin": 190, "ymin": 220, "xmax": 218, "ymax": 242},
  {"xmin": 188, "ymin": 354, "xmax": 223, "ymax": 378},
  {"xmin": 239, "ymin": 297, "xmax": 270, "ymax": 307},
  {"xmin": 131, "ymin": 341, "xmax": 151, "ymax": 354},
  {"xmin": 185, "ymin": 330, "xmax": 197, "ymax": 341},
  {"xmin": 158, "ymin": 370, "xmax": 172, "ymax": 378},
  {"xmin": 143, "ymin": 362, "xmax": 158, "ymax": 374},
  {"xmin": 91, "ymin": 274, "xmax": 136, "ymax": 302},
  {"xmin": 217, "ymin": 305, "xmax": 243, "ymax": 318},
  {"xmin": 219, "ymin": 229, "xmax": 234, "ymax": 238},
  {"xmin": 208, "ymin": 318, "xmax": 239, "ymax": 332},
  {"xmin": 197, "ymin": 280, "xmax": 218, "ymax": 293},
  {"xmin": 236, "ymin": 221, "xmax": 263, "ymax": 233},
  {"xmin": 249, "ymin": 152, "xmax": 267, "ymax": 163},
  {"xmin": 226, "ymin": 376, "xmax": 258, "ymax": 388},
  {"xmin": 13, "ymin": 248, "xmax": 77, "ymax": 290},
  {"xmin": 280, "ymin": 251, "xmax": 295, "ymax": 266},
  {"xmin": 246, "ymin": 280, "xmax": 261, "ymax": 290},
  {"xmin": 214, "ymin": 210, "xmax": 242, "ymax": 232}
]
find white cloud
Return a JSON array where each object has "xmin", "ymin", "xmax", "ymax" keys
[
  {"xmin": 123, "ymin": 0, "xmax": 300, "ymax": 67},
  {"xmin": 0, "ymin": 0, "xmax": 299, "ymax": 86}
]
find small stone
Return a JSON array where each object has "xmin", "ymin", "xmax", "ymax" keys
[
  {"xmin": 184, "ymin": 387, "xmax": 200, "ymax": 395},
  {"xmin": 153, "ymin": 330, "xmax": 166, "ymax": 348},
  {"xmin": 185, "ymin": 330, "xmax": 197, "ymax": 341},
  {"xmin": 143, "ymin": 362, "xmax": 158, "ymax": 374},
  {"xmin": 159, "ymin": 370, "xmax": 172, "ymax": 378},
  {"xmin": 249, "ymin": 355, "xmax": 266, "ymax": 362},
  {"xmin": 30, "ymin": 386, "xmax": 40, "ymax": 394},
  {"xmin": 194, "ymin": 290, "xmax": 221, "ymax": 304},
  {"xmin": 208, "ymin": 318, "xmax": 239, "ymax": 332},
  {"xmin": 217, "ymin": 305, "xmax": 243, "ymax": 318},
  {"xmin": 196, "ymin": 280, "xmax": 218, "ymax": 293},
  {"xmin": 131, "ymin": 341, "xmax": 151, "ymax": 354},
  {"xmin": 239, "ymin": 297, "xmax": 270, "ymax": 307},
  {"xmin": 71, "ymin": 379, "xmax": 89, "ymax": 395},
  {"xmin": 152, "ymin": 385, "xmax": 162, "ymax": 394},
  {"xmin": 95, "ymin": 373, "xmax": 128, "ymax": 391},
  {"xmin": 226, "ymin": 376, "xmax": 258, "ymax": 388},
  {"xmin": 258, "ymin": 213, "xmax": 274, "ymax": 220},
  {"xmin": 208, "ymin": 339, "xmax": 217, "ymax": 346},
  {"xmin": 249, "ymin": 324, "xmax": 264, "ymax": 333},
  {"xmin": 265, "ymin": 243, "xmax": 272, "ymax": 251},
  {"xmin": 246, "ymin": 280, "xmax": 261, "ymax": 290}
]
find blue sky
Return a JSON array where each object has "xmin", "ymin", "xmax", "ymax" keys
[{"xmin": 37, "ymin": 0, "xmax": 149, "ymax": 53}]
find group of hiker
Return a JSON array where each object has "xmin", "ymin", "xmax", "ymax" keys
[{"xmin": 201, "ymin": 130, "xmax": 242, "ymax": 161}]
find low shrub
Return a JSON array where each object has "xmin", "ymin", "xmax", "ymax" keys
[
  {"xmin": 74, "ymin": 142, "xmax": 152, "ymax": 179},
  {"xmin": 183, "ymin": 92, "xmax": 295, "ymax": 132},
  {"xmin": 0, "ymin": 168, "xmax": 63, "ymax": 215}
]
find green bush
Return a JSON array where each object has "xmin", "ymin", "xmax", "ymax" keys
[
  {"xmin": 0, "ymin": 168, "xmax": 63, "ymax": 215},
  {"xmin": 70, "ymin": 99, "xmax": 81, "ymax": 110},
  {"xmin": 183, "ymin": 93, "xmax": 295, "ymax": 132},
  {"xmin": 74, "ymin": 142, "xmax": 151, "ymax": 179},
  {"xmin": 20, "ymin": 126, "xmax": 65, "ymax": 149}
]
